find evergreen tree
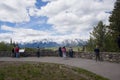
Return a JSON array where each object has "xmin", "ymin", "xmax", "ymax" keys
[
  {"xmin": 109, "ymin": 0, "xmax": 120, "ymax": 35},
  {"xmin": 0, "ymin": 42, "xmax": 13, "ymax": 51},
  {"xmin": 88, "ymin": 21, "xmax": 106, "ymax": 51},
  {"xmin": 86, "ymin": 36, "xmax": 95, "ymax": 51},
  {"xmin": 87, "ymin": 0, "xmax": 120, "ymax": 52},
  {"xmin": 108, "ymin": 0, "xmax": 120, "ymax": 51}
]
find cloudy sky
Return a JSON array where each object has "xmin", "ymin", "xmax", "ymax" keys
[{"xmin": 0, "ymin": 0, "xmax": 116, "ymax": 43}]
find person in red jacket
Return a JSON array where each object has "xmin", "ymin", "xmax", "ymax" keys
[{"xmin": 15, "ymin": 46, "xmax": 19, "ymax": 58}]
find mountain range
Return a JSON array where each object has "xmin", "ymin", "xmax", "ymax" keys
[{"xmin": 19, "ymin": 39, "xmax": 87, "ymax": 48}]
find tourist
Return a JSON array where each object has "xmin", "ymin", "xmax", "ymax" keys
[
  {"xmin": 12, "ymin": 46, "xmax": 15, "ymax": 57},
  {"xmin": 94, "ymin": 45, "xmax": 100, "ymax": 61},
  {"xmin": 62, "ymin": 46, "xmax": 67, "ymax": 58},
  {"xmin": 58, "ymin": 47, "xmax": 62, "ymax": 57},
  {"xmin": 15, "ymin": 46, "xmax": 19, "ymax": 58},
  {"xmin": 68, "ymin": 47, "xmax": 73, "ymax": 58},
  {"xmin": 36, "ymin": 47, "xmax": 40, "ymax": 57}
]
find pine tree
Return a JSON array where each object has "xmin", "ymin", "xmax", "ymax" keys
[
  {"xmin": 108, "ymin": 0, "xmax": 120, "ymax": 51},
  {"xmin": 89, "ymin": 21, "xmax": 106, "ymax": 51},
  {"xmin": 86, "ymin": 36, "xmax": 95, "ymax": 51},
  {"xmin": 109, "ymin": 0, "xmax": 120, "ymax": 36}
]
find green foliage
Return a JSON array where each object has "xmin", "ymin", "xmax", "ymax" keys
[
  {"xmin": 107, "ymin": 0, "xmax": 120, "ymax": 51},
  {"xmin": 87, "ymin": 21, "xmax": 107, "ymax": 51},
  {"xmin": 86, "ymin": 37, "xmax": 95, "ymax": 51},
  {"xmin": 46, "ymin": 46, "xmax": 83, "ymax": 52},
  {"xmin": 109, "ymin": 0, "xmax": 120, "ymax": 35},
  {"xmin": 87, "ymin": 0, "xmax": 120, "ymax": 52},
  {"xmin": 25, "ymin": 48, "xmax": 36, "ymax": 52},
  {"xmin": 0, "ymin": 42, "xmax": 13, "ymax": 51},
  {"xmin": 104, "ymin": 33, "xmax": 119, "ymax": 52}
]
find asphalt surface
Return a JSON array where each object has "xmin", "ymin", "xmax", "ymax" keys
[{"xmin": 0, "ymin": 57, "xmax": 120, "ymax": 80}]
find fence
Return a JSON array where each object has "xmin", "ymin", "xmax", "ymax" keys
[
  {"xmin": 74, "ymin": 52, "xmax": 120, "ymax": 63},
  {"xmin": 0, "ymin": 50, "xmax": 120, "ymax": 63}
]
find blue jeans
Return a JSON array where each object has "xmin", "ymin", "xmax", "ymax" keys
[{"xmin": 16, "ymin": 53, "xmax": 19, "ymax": 58}]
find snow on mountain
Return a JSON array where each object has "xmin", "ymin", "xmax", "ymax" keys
[
  {"xmin": 19, "ymin": 38, "xmax": 87, "ymax": 48},
  {"xmin": 61, "ymin": 39, "xmax": 87, "ymax": 47}
]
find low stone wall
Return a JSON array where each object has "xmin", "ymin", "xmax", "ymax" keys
[
  {"xmin": 0, "ymin": 50, "xmax": 58, "ymax": 57},
  {"xmin": 0, "ymin": 51, "xmax": 12, "ymax": 57},
  {"xmin": 74, "ymin": 52, "xmax": 120, "ymax": 63},
  {"xmin": 0, "ymin": 51, "xmax": 120, "ymax": 63}
]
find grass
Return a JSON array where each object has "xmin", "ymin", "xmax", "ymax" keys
[{"xmin": 0, "ymin": 62, "xmax": 109, "ymax": 80}]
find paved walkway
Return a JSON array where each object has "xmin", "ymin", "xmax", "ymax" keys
[{"xmin": 0, "ymin": 57, "xmax": 120, "ymax": 80}]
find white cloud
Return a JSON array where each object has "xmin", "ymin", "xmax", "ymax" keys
[
  {"xmin": 0, "ymin": 0, "xmax": 116, "ymax": 43},
  {"xmin": 32, "ymin": 0, "xmax": 115, "ymax": 35},
  {"xmin": 0, "ymin": 0, "xmax": 36, "ymax": 23},
  {"xmin": 0, "ymin": 25, "xmax": 51, "ymax": 42},
  {"xmin": 0, "ymin": 25, "xmax": 89, "ymax": 43},
  {"xmin": 42, "ymin": 0, "xmax": 58, "ymax": 2}
]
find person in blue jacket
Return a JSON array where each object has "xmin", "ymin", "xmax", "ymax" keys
[{"xmin": 94, "ymin": 45, "xmax": 100, "ymax": 61}]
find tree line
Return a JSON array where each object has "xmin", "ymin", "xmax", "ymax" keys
[{"xmin": 0, "ymin": 42, "xmax": 13, "ymax": 51}]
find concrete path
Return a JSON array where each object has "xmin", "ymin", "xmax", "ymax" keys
[{"xmin": 0, "ymin": 57, "xmax": 120, "ymax": 80}]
